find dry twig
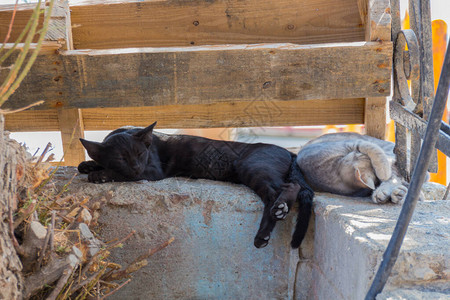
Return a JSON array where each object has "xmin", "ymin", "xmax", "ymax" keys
[
  {"xmin": 50, "ymin": 211, "xmax": 56, "ymax": 252},
  {"xmin": 103, "ymin": 237, "xmax": 175, "ymax": 282},
  {"xmin": 46, "ymin": 256, "xmax": 79, "ymax": 300},
  {"xmin": 99, "ymin": 279, "xmax": 131, "ymax": 300},
  {"xmin": 37, "ymin": 223, "xmax": 52, "ymax": 270}
]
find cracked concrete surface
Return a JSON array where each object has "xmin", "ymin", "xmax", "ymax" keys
[{"xmin": 53, "ymin": 167, "xmax": 449, "ymax": 299}]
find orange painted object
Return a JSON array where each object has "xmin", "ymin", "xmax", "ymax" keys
[
  {"xmin": 323, "ymin": 125, "xmax": 339, "ymax": 134},
  {"xmin": 343, "ymin": 124, "xmax": 363, "ymax": 133},
  {"xmin": 429, "ymin": 20, "xmax": 448, "ymax": 185},
  {"xmin": 387, "ymin": 119, "xmax": 395, "ymax": 142}
]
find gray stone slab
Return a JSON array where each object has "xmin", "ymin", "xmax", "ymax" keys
[
  {"xmin": 54, "ymin": 167, "xmax": 300, "ymax": 300},
  {"xmin": 52, "ymin": 168, "xmax": 449, "ymax": 300},
  {"xmin": 310, "ymin": 193, "xmax": 449, "ymax": 300}
]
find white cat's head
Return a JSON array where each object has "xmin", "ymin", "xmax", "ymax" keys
[{"xmin": 340, "ymin": 152, "xmax": 378, "ymax": 190}]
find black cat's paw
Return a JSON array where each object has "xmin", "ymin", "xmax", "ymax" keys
[
  {"xmin": 254, "ymin": 235, "xmax": 270, "ymax": 248},
  {"xmin": 270, "ymin": 202, "xmax": 289, "ymax": 220},
  {"xmin": 88, "ymin": 170, "xmax": 111, "ymax": 184},
  {"xmin": 78, "ymin": 161, "xmax": 103, "ymax": 174}
]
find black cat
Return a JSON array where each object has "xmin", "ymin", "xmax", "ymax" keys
[{"xmin": 78, "ymin": 122, "xmax": 313, "ymax": 248}]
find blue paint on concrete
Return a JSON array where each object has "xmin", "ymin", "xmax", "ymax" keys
[{"xmin": 181, "ymin": 201, "xmax": 295, "ymax": 299}]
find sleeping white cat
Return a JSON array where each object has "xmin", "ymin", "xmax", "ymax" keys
[{"xmin": 296, "ymin": 132, "xmax": 412, "ymax": 204}]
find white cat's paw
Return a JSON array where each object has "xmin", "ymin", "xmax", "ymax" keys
[
  {"xmin": 270, "ymin": 202, "xmax": 289, "ymax": 220},
  {"xmin": 391, "ymin": 185, "xmax": 408, "ymax": 204},
  {"xmin": 371, "ymin": 184, "xmax": 392, "ymax": 204}
]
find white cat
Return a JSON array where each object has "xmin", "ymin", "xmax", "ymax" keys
[{"xmin": 296, "ymin": 132, "xmax": 410, "ymax": 204}]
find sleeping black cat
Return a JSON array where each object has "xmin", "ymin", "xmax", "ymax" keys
[{"xmin": 78, "ymin": 122, "xmax": 313, "ymax": 249}]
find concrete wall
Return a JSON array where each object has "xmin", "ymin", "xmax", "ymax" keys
[
  {"xmin": 58, "ymin": 168, "xmax": 449, "ymax": 299},
  {"xmin": 59, "ymin": 169, "xmax": 301, "ymax": 299},
  {"xmin": 307, "ymin": 194, "xmax": 449, "ymax": 300}
]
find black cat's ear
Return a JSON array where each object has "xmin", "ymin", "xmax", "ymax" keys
[
  {"xmin": 133, "ymin": 122, "xmax": 156, "ymax": 147},
  {"xmin": 79, "ymin": 138, "xmax": 103, "ymax": 160}
]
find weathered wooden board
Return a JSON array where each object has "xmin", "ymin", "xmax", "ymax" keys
[
  {"xmin": 1, "ymin": 42, "xmax": 391, "ymax": 110},
  {"xmin": 1, "ymin": 0, "xmax": 365, "ymax": 49},
  {"xmin": 359, "ymin": 0, "xmax": 390, "ymax": 139},
  {"xmin": 4, "ymin": 98, "xmax": 365, "ymax": 131},
  {"xmin": 0, "ymin": 3, "xmax": 44, "ymax": 44},
  {"xmin": 358, "ymin": 0, "xmax": 391, "ymax": 42},
  {"xmin": 364, "ymin": 97, "xmax": 387, "ymax": 139},
  {"xmin": 57, "ymin": 108, "xmax": 86, "ymax": 165}
]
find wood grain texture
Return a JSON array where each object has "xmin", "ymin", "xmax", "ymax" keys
[
  {"xmin": 359, "ymin": 0, "xmax": 391, "ymax": 41},
  {"xmin": 2, "ymin": 42, "xmax": 392, "ymax": 111},
  {"xmin": 0, "ymin": 4, "xmax": 44, "ymax": 44},
  {"xmin": 1, "ymin": 0, "xmax": 365, "ymax": 49},
  {"xmin": 44, "ymin": 0, "xmax": 74, "ymax": 50},
  {"xmin": 69, "ymin": 0, "xmax": 364, "ymax": 49},
  {"xmin": 364, "ymin": 97, "xmax": 387, "ymax": 139},
  {"xmin": 57, "ymin": 108, "xmax": 85, "ymax": 165},
  {"xmin": 4, "ymin": 98, "xmax": 365, "ymax": 131},
  {"xmin": 1, "ymin": 0, "xmax": 366, "ymax": 49},
  {"xmin": 360, "ymin": 0, "xmax": 390, "ymax": 139}
]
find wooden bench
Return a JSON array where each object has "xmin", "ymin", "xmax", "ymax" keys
[{"xmin": 1, "ymin": 0, "xmax": 391, "ymax": 165}]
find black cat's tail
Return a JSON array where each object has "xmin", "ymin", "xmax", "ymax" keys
[{"xmin": 288, "ymin": 156, "xmax": 314, "ymax": 249}]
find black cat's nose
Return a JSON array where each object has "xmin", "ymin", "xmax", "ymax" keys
[{"xmin": 131, "ymin": 165, "xmax": 142, "ymax": 174}]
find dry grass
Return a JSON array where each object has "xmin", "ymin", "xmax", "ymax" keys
[{"xmin": 12, "ymin": 146, "xmax": 174, "ymax": 299}]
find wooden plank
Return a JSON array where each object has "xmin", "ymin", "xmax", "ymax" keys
[
  {"xmin": 1, "ymin": 0, "xmax": 364, "ymax": 49},
  {"xmin": 4, "ymin": 98, "xmax": 365, "ymax": 131},
  {"xmin": 364, "ymin": 97, "xmax": 387, "ymax": 139},
  {"xmin": 4, "ymin": 109, "xmax": 59, "ymax": 131},
  {"xmin": 73, "ymin": 0, "xmax": 362, "ymax": 49},
  {"xmin": 0, "ymin": 3, "xmax": 44, "ymax": 44},
  {"xmin": 1, "ymin": 42, "xmax": 392, "ymax": 111},
  {"xmin": 45, "ymin": 0, "xmax": 82, "ymax": 164},
  {"xmin": 361, "ymin": 0, "xmax": 389, "ymax": 139},
  {"xmin": 57, "ymin": 108, "xmax": 85, "ymax": 166},
  {"xmin": 44, "ymin": 0, "xmax": 74, "ymax": 50},
  {"xmin": 358, "ymin": 0, "xmax": 391, "ymax": 42},
  {"xmin": 0, "ymin": 42, "xmax": 63, "ymax": 110}
]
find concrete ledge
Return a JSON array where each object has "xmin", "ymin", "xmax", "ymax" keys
[
  {"xmin": 377, "ymin": 288, "xmax": 450, "ymax": 300},
  {"xmin": 54, "ymin": 168, "xmax": 449, "ymax": 299},
  {"xmin": 309, "ymin": 193, "xmax": 449, "ymax": 300},
  {"xmin": 54, "ymin": 168, "xmax": 300, "ymax": 299}
]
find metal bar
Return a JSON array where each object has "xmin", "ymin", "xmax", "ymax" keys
[
  {"xmin": 410, "ymin": 131, "xmax": 421, "ymax": 174},
  {"xmin": 390, "ymin": 101, "xmax": 450, "ymax": 157},
  {"xmin": 419, "ymin": 0, "xmax": 438, "ymax": 173},
  {"xmin": 420, "ymin": 0, "xmax": 434, "ymax": 119},
  {"xmin": 391, "ymin": 0, "xmax": 409, "ymax": 180},
  {"xmin": 391, "ymin": 0, "xmax": 402, "ymax": 102},
  {"xmin": 394, "ymin": 123, "xmax": 410, "ymax": 180},
  {"xmin": 365, "ymin": 37, "xmax": 450, "ymax": 300},
  {"xmin": 409, "ymin": 0, "xmax": 438, "ymax": 172},
  {"xmin": 441, "ymin": 121, "xmax": 450, "ymax": 136}
]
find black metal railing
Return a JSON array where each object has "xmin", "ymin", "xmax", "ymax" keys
[{"xmin": 365, "ymin": 0, "xmax": 450, "ymax": 298}]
